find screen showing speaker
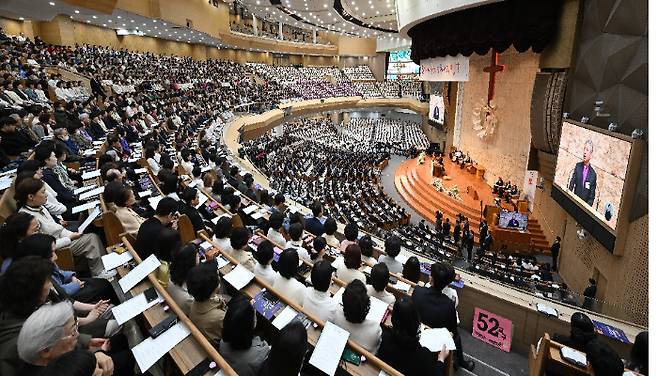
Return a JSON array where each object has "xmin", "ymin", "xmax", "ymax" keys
[
  {"xmin": 429, "ymin": 95, "xmax": 445, "ymax": 124},
  {"xmin": 498, "ymin": 210, "xmax": 528, "ymax": 231},
  {"xmin": 553, "ymin": 121, "xmax": 632, "ymax": 231}
]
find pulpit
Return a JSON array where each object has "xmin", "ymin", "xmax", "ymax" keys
[
  {"xmin": 517, "ymin": 200, "xmax": 528, "ymax": 213},
  {"xmin": 491, "ymin": 227, "xmax": 533, "ymax": 254},
  {"xmin": 476, "ymin": 166, "xmax": 486, "ymax": 179},
  {"xmin": 431, "ymin": 160, "xmax": 445, "ymax": 177}
]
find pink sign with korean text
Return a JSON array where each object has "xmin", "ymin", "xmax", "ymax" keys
[{"xmin": 472, "ymin": 307, "xmax": 513, "ymax": 352}]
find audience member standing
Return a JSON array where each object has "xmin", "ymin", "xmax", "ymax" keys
[
  {"xmin": 550, "ymin": 236, "xmax": 561, "ymax": 271},
  {"xmin": 442, "ymin": 218, "xmax": 451, "ymax": 239},
  {"xmin": 378, "ymin": 297, "xmax": 448, "ymax": 375},
  {"xmin": 412, "ymin": 262, "xmax": 475, "ymax": 371},
  {"xmin": 582, "ymin": 278, "xmax": 597, "ymax": 311}
]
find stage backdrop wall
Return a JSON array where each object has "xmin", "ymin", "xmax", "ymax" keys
[{"xmin": 459, "ymin": 48, "xmax": 539, "ymax": 186}]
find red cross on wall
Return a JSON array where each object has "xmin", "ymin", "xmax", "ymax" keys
[{"xmin": 483, "ymin": 51, "xmax": 505, "ymax": 103}]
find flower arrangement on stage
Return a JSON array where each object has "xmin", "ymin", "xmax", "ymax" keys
[
  {"xmin": 417, "ymin": 151, "xmax": 426, "ymax": 165},
  {"xmin": 472, "ymin": 99, "xmax": 498, "ymax": 139},
  {"xmin": 432, "ymin": 178, "xmax": 462, "ymax": 201}
]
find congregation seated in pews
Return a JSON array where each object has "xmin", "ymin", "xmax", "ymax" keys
[
  {"xmin": 243, "ymin": 127, "xmax": 410, "ymax": 233},
  {"xmin": 343, "ymin": 65, "xmax": 377, "ymax": 81},
  {"xmin": 0, "ymin": 29, "xmax": 644, "ymax": 376}
]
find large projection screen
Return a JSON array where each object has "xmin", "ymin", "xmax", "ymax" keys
[{"xmin": 553, "ymin": 121, "xmax": 632, "ymax": 233}]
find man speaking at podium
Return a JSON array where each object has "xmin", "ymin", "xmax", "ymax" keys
[{"xmin": 568, "ymin": 139, "xmax": 597, "ymax": 206}]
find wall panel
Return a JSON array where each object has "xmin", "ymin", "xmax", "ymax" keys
[
  {"xmin": 459, "ymin": 48, "xmax": 538, "ymax": 186},
  {"xmin": 0, "ymin": 18, "xmax": 34, "ymax": 39}
]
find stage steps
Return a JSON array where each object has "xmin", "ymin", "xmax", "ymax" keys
[{"xmin": 395, "ymin": 159, "xmax": 550, "ymax": 252}]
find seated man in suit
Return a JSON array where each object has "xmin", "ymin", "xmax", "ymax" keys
[
  {"xmin": 0, "ymin": 115, "xmax": 35, "ymax": 157},
  {"xmin": 412, "ymin": 262, "xmax": 475, "ymax": 371},
  {"xmin": 492, "ymin": 177, "xmax": 501, "ymax": 195},
  {"xmin": 568, "ymin": 139, "xmax": 597, "ymax": 206},
  {"xmin": 135, "ymin": 197, "xmax": 179, "ymax": 261},
  {"xmin": 305, "ymin": 201, "xmax": 325, "ymax": 237}
]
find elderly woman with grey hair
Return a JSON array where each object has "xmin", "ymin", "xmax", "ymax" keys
[{"xmin": 16, "ymin": 301, "xmax": 114, "ymax": 375}]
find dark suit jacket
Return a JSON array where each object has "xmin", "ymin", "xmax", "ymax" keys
[
  {"xmin": 54, "ymin": 138, "xmax": 81, "ymax": 162},
  {"xmin": 377, "ymin": 328, "xmax": 445, "ymax": 375},
  {"xmin": 305, "ymin": 217, "xmax": 324, "ymax": 237},
  {"xmin": 0, "ymin": 130, "xmax": 35, "ymax": 156},
  {"xmin": 103, "ymin": 116, "xmax": 118, "ymax": 129},
  {"xmin": 453, "ymin": 223, "xmax": 461, "ymax": 240},
  {"xmin": 411, "ymin": 286, "xmax": 458, "ymax": 334},
  {"xmin": 582, "ymin": 285, "xmax": 597, "ymax": 310},
  {"xmin": 178, "ymin": 202, "xmax": 206, "ymax": 233},
  {"xmin": 88, "ymin": 121, "xmax": 106, "ymax": 140},
  {"xmin": 465, "ymin": 233, "xmax": 475, "ymax": 251},
  {"xmin": 568, "ymin": 162, "xmax": 597, "ymax": 206},
  {"xmin": 41, "ymin": 168, "xmax": 75, "ymax": 205},
  {"xmin": 442, "ymin": 222, "xmax": 451, "ymax": 237},
  {"xmin": 135, "ymin": 217, "xmax": 169, "ymax": 261},
  {"xmin": 227, "ymin": 175, "xmax": 239, "ymax": 188},
  {"xmin": 433, "ymin": 106, "xmax": 440, "ymax": 120},
  {"xmin": 479, "ymin": 224, "xmax": 488, "ymax": 240},
  {"xmin": 481, "ymin": 234, "xmax": 493, "ymax": 251},
  {"xmin": 550, "ymin": 242, "xmax": 560, "ymax": 257}
]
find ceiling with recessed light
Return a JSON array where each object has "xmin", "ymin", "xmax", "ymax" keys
[
  {"xmin": 0, "ymin": 0, "xmax": 410, "ymax": 53},
  {"xmin": 234, "ymin": 0, "xmax": 399, "ymax": 38},
  {"xmin": 0, "ymin": 0, "xmax": 263, "ymax": 51}
]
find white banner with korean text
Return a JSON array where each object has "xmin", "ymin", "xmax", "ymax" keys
[{"xmin": 420, "ymin": 54, "xmax": 470, "ymax": 81}]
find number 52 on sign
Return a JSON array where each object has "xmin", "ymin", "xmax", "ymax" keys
[{"xmin": 472, "ymin": 307, "xmax": 513, "ymax": 352}]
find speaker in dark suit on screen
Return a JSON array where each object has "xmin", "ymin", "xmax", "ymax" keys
[{"xmin": 568, "ymin": 139, "xmax": 597, "ymax": 206}]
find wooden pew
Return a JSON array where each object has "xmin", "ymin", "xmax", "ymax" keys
[
  {"xmin": 528, "ymin": 333, "xmax": 643, "ymax": 376},
  {"xmin": 102, "ymin": 210, "xmax": 127, "ymax": 247},
  {"xmin": 195, "ymin": 232, "xmax": 405, "ymax": 376},
  {"xmin": 177, "ymin": 214, "xmax": 197, "ymax": 243},
  {"xmin": 116, "ymin": 238, "xmax": 239, "ymax": 376}
]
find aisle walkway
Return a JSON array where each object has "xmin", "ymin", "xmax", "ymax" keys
[
  {"xmin": 457, "ymin": 328, "xmax": 529, "ymax": 376},
  {"xmin": 380, "ymin": 155, "xmax": 423, "ymax": 225}
]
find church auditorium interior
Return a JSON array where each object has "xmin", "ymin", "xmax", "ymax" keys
[{"xmin": 0, "ymin": 0, "xmax": 650, "ymax": 375}]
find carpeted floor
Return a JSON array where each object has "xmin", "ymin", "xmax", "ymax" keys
[
  {"xmin": 380, "ymin": 155, "xmax": 424, "ymax": 225},
  {"xmin": 457, "ymin": 327, "xmax": 530, "ymax": 376}
]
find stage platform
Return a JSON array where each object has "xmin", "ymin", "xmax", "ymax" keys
[{"xmin": 394, "ymin": 157, "xmax": 550, "ymax": 252}]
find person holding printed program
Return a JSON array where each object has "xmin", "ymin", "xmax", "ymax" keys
[{"xmin": 568, "ymin": 139, "xmax": 597, "ymax": 206}]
